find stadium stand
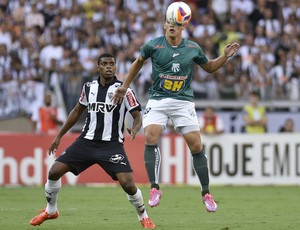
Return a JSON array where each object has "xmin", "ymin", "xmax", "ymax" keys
[{"xmin": 0, "ymin": 0, "xmax": 299, "ymax": 132}]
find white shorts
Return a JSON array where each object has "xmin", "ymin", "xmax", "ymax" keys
[{"xmin": 142, "ymin": 98, "xmax": 200, "ymax": 133}]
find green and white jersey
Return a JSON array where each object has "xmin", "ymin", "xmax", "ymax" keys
[{"xmin": 140, "ymin": 36, "xmax": 208, "ymax": 101}]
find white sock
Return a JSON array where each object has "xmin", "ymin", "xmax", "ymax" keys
[
  {"xmin": 45, "ymin": 179, "xmax": 61, "ymax": 215},
  {"xmin": 127, "ymin": 188, "xmax": 148, "ymax": 221}
]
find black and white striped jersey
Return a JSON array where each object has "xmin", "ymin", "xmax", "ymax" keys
[{"xmin": 78, "ymin": 77, "xmax": 141, "ymax": 142}]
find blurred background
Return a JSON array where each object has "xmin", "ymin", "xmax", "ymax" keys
[{"xmin": 0, "ymin": 0, "xmax": 299, "ymax": 133}]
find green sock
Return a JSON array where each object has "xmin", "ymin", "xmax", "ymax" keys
[
  {"xmin": 144, "ymin": 144, "xmax": 161, "ymax": 189},
  {"xmin": 192, "ymin": 148, "xmax": 210, "ymax": 196}
]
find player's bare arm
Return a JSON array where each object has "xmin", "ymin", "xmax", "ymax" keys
[
  {"xmin": 48, "ymin": 103, "xmax": 86, "ymax": 155},
  {"xmin": 113, "ymin": 55, "xmax": 146, "ymax": 104},
  {"xmin": 127, "ymin": 110, "xmax": 142, "ymax": 141},
  {"xmin": 200, "ymin": 43, "xmax": 240, "ymax": 73}
]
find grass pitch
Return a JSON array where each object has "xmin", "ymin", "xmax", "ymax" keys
[{"xmin": 0, "ymin": 185, "xmax": 299, "ymax": 230}]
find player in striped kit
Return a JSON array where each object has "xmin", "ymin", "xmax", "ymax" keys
[{"xmin": 29, "ymin": 53, "xmax": 155, "ymax": 229}]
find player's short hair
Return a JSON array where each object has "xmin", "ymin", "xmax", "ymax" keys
[{"xmin": 97, "ymin": 53, "xmax": 115, "ymax": 65}]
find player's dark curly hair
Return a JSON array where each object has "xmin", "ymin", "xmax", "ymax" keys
[{"xmin": 97, "ymin": 53, "xmax": 115, "ymax": 65}]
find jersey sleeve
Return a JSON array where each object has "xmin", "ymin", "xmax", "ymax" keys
[
  {"xmin": 140, "ymin": 41, "xmax": 152, "ymax": 60},
  {"xmin": 123, "ymin": 88, "xmax": 141, "ymax": 112},
  {"xmin": 193, "ymin": 46, "xmax": 209, "ymax": 65},
  {"xmin": 79, "ymin": 83, "xmax": 88, "ymax": 106}
]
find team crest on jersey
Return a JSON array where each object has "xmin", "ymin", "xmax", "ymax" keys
[
  {"xmin": 108, "ymin": 92, "xmax": 113, "ymax": 100},
  {"xmin": 172, "ymin": 63, "xmax": 180, "ymax": 73}
]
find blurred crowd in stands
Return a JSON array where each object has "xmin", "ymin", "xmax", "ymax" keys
[{"xmin": 0, "ymin": 0, "xmax": 299, "ymax": 121}]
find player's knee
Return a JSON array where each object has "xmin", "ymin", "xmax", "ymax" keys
[
  {"xmin": 144, "ymin": 132, "xmax": 159, "ymax": 145},
  {"xmin": 144, "ymin": 126, "xmax": 161, "ymax": 145},
  {"xmin": 190, "ymin": 141, "xmax": 203, "ymax": 153},
  {"xmin": 48, "ymin": 163, "xmax": 65, "ymax": 180},
  {"xmin": 121, "ymin": 180, "xmax": 136, "ymax": 194},
  {"xmin": 48, "ymin": 168, "xmax": 61, "ymax": 180}
]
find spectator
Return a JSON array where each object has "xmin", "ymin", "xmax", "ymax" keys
[
  {"xmin": 239, "ymin": 33, "xmax": 259, "ymax": 72},
  {"xmin": 78, "ymin": 35, "xmax": 101, "ymax": 74},
  {"xmin": 268, "ymin": 52, "xmax": 293, "ymax": 100},
  {"xmin": 39, "ymin": 34, "xmax": 64, "ymax": 70},
  {"xmin": 192, "ymin": 13, "xmax": 217, "ymax": 39},
  {"xmin": 210, "ymin": 0, "xmax": 230, "ymax": 29},
  {"xmin": 9, "ymin": 56, "xmax": 28, "ymax": 84},
  {"xmin": 213, "ymin": 22, "xmax": 240, "ymax": 56},
  {"xmin": 230, "ymin": 0, "xmax": 254, "ymax": 16},
  {"xmin": 28, "ymin": 53, "xmax": 44, "ymax": 82},
  {"xmin": 31, "ymin": 90, "xmax": 65, "ymax": 134},
  {"xmin": 278, "ymin": 118, "xmax": 295, "ymax": 133},
  {"xmin": 248, "ymin": 53, "xmax": 272, "ymax": 101},
  {"xmin": 288, "ymin": 66, "xmax": 300, "ymax": 103},
  {"xmin": 217, "ymin": 61, "xmax": 239, "ymax": 99},
  {"xmin": 25, "ymin": 1, "xmax": 45, "ymax": 29},
  {"xmin": 242, "ymin": 91, "xmax": 268, "ymax": 133},
  {"xmin": 191, "ymin": 66, "xmax": 209, "ymax": 99},
  {"xmin": 60, "ymin": 53, "xmax": 84, "ymax": 112},
  {"xmin": 0, "ymin": 43, "xmax": 10, "ymax": 82},
  {"xmin": 237, "ymin": 71, "xmax": 252, "ymax": 101},
  {"xmin": 258, "ymin": 8, "xmax": 281, "ymax": 40},
  {"xmin": 199, "ymin": 107, "xmax": 224, "ymax": 135}
]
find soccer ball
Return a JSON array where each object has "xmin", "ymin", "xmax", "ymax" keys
[{"xmin": 166, "ymin": 1, "xmax": 192, "ymax": 26}]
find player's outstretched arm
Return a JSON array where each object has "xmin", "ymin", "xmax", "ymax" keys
[
  {"xmin": 48, "ymin": 103, "xmax": 86, "ymax": 155},
  {"xmin": 200, "ymin": 43, "xmax": 240, "ymax": 73},
  {"xmin": 113, "ymin": 55, "xmax": 145, "ymax": 104}
]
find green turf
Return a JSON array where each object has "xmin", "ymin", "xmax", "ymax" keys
[{"xmin": 0, "ymin": 185, "xmax": 299, "ymax": 230}]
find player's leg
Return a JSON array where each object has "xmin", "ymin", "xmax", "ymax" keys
[
  {"xmin": 29, "ymin": 161, "xmax": 71, "ymax": 226},
  {"xmin": 143, "ymin": 100, "xmax": 168, "ymax": 207},
  {"xmin": 97, "ymin": 141, "xmax": 153, "ymax": 227},
  {"xmin": 182, "ymin": 130, "xmax": 217, "ymax": 212},
  {"xmin": 45, "ymin": 162, "xmax": 71, "ymax": 214},
  {"xmin": 30, "ymin": 138, "xmax": 94, "ymax": 226},
  {"xmin": 182, "ymin": 131, "xmax": 209, "ymax": 193},
  {"xmin": 116, "ymin": 172, "xmax": 155, "ymax": 229},
  {"xmin": 170, "ymin": 99, "xmax": 217, "ymax": 212},
  {"xmin": 144, "ymin": 124, "xmax": 163, "ymax": 189}
]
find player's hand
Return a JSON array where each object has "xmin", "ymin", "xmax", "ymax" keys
[
  {"xmin": 48, "ymin": 136, "xmax": 61, "ymax": 155},
  {"xmin": 224, "ymin": 43, "xmax": 240, "ymax": 58},
  {"xmin": 127, "ymin": 128, "xmax": 137, "ymax": 141},
  {"xmin": 113, "ymin": 86, "xmax": 127, "ymax": 104}
]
